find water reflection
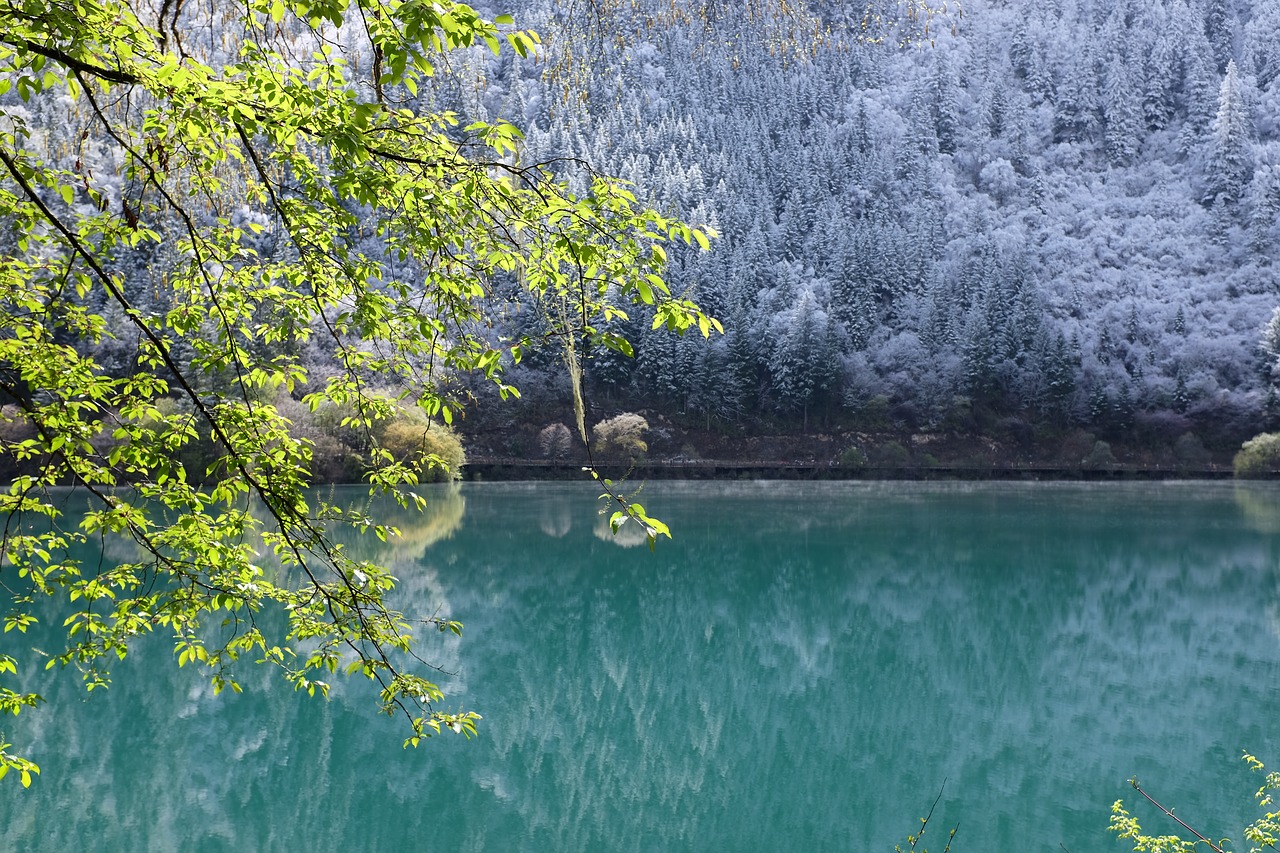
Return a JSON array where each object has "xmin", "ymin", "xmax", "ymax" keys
[
  {"xmin": 332, "ymin": 484, "xmax": 467, "ymax": 562},
  {"xmin": 537, "ymin": 492, "xmax": 573, "ymax": 539},
  {"xmin": 85, "ymin": 484, "xmax": 467, "ymax": 578},
  {"xmin": 1235, "ymin": 482, "xmax": 1280, "ymax": 534},
  {"xmin": 591, "ymin": 514, "xmax": 651, "ymax": 548},
  {"xmin": 434, "ymin": 483, "xmax": 1280, "ymax": 853},
  {"xmin": 4, "ymin": 483, "xmax": 1280, "ymax": 853}
]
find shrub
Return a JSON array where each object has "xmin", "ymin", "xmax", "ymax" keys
[
  {"xmin": 537, "ymin": 423, "xmax": 574, "ymax": 460},
  {"xmin": 838, "ymin": 446, "xmax": 867, "ymax": 468},
  {"xmin": 1234, "ymin": 432, "xmax": 1280, "ymax": 478},
  {"xmin": 1082, "ymin": 440, "xmax": 1117, "ymax": 469},
  {"xmin": 1173, "ymin": 432, "xmax": 1211, "ymax": 471},
  {"xmin": 309, "ymin": 434, "xmax": 366, "ymax": 483},
  {"xmin": 870, "ymin": 441, "xmax": 911, "ymax": 467},
  {"xmin": 379, "ymin": 411, "xmax": 467, "ymax": 482},
  {"xmin": 591, "ymin": 413, "xmax": 649, "ymax": 461},
  {"xmin": 849, "ymin": 394, "xmax": 893, "ymax": 432},
  {"xmin": 1059, "ymin": 429, "xmax": 1097, "ymax": 465},
  {"xmin": 308, "ymin": 399, "xmax": 369, "ymax": 450}
]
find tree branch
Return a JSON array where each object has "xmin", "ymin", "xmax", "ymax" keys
[
  {"xmin": 1129, "ymin": 778, "xmax": 1225, "ymax": 853},
  {"xmin": 0, "ymin": 36, "xmax": 141, "ymax": 85}
]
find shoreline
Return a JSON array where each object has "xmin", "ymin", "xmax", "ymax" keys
[{"xmin": 462, "ymin": 458, "xmax": 1241, "ymax": 481}]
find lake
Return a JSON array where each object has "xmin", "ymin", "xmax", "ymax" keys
[{"xmin": 3, "ymin": 481, "xmax": 1280, "ymax": 852}]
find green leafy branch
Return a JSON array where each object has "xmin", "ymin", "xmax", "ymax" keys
[
  {"xmin": 1112, "ymin": 754, "xmax": 1280, "ymax": 853},
  {"xmin": 0, "ymin": 0, "xmax": 717, "ymax": 783}
]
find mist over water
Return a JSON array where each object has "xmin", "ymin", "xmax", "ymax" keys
[{"xmin": 4, "ymin": 482, "xmax": 1280, "ymax": 852}]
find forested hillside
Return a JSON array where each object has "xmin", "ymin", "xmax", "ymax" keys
[
  {"xmin": 8, "ymin": 0, "xmax": 1280, "ymax": 461},
  {"xmin": 452, "ymin": 0, "xmax": 1280, "ymax": 452}
]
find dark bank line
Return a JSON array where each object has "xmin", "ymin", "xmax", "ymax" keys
[{"xmin": 463, "ymin": 459, "xmax": 1243, "ymax": 482}]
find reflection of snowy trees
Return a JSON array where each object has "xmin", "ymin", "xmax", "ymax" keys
[
  {"xmin": 10, "ymin": 484, "xmax": 1280, "ymax": 850},
  {"xmin": 413, "ymin": 483, "xmax": 1280, "ymax": 853}
]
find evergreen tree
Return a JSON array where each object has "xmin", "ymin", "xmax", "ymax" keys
[
  {"xmin": 904, "ymin": 83, "xmax": 941, "ymax": 159},
  {"xmin": 1142, "ymin": 32, "xmax": 1178, "ymax": 131},
  {"xmin": 1103, "ymin": 55, "xmax": 1143, "ymax": 165},
  {"xmin": 932, "ymin": 58, "xmax": 961, "ymax": 155},
  {"xmin": 1041, "ymin": 333, "xmax": 1078, "ymax": 416},
  {"xmin": 1247, "ymin": 164, "xmax": 1280, "ymax": 253},
  {"xmin": 1054, "ymin": 50, "xmax": 1101, "ymax": 143},
  {"xmin": 1009, "ymin": 24, "xmax": 1035, "ymax": 80},
  {"xmin": 1203, "ymin": 60, "xmax": 1253, "ymax": 211},
  {"xmin": 770, "ymin": 288, "xmax": 835, "ymax": 430},
  {"xmin": 1174, "ymin": 373, "xmax": 1191, "ymax": 412},
  {"xmin": 1203, "ymin": 0, "xmax": 1234, "ymax": 74},
  {"xmin": 986, "ymin": 84, "xmax": 1009, "ymax": 139},
  {"xmin": 1180, "ymin": 27, "xmax": 1225, "ymax": 136},
  {"xmin": 1243, "ymin": 0, "xmax": 1280, "ymax": 91}
]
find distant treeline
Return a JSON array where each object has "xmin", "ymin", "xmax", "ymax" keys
[
  {"xmin": 10, "ymin": 0, "xmax": 1280, "ymax": 452},
  {"xmin": 455, "ymin": 0, "xmax": 1280, "ymax": 448}
]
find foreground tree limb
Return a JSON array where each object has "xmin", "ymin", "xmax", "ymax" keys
[{"xmin": 0, "ymin": 0, "xmax": 718, "ymax": 783}]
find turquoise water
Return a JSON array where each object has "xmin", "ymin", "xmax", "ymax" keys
[{"xmin": 3, "ymin": 482, "xmax": 1280, "ymax": 852}]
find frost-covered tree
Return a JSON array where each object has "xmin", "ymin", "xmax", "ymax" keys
[
  {"xmin": 1247, "ymin": 162, "xmax": 1280, "ymax": 252},
  {"xmin": 1054, "ymin": 48, "xmax": 1101, "ymax": 144},
  {"xmin": 1104, "ymin": 55, "xmax": 1143, "ymax": 165},
  {"xmin": 770, "ymin": 286, "xmax": 836, "ymax": 430},
  {"xmin": 1203, "ymin": 0, "xmax": 1234, "ymax": 73},
  {"xmin": 1204, "ymin": 60, "xmax": 1254, "ymax": 210},
  {"xmin": 1244, "ymin": 0, "xmax": 1280, "ymax": 91}
]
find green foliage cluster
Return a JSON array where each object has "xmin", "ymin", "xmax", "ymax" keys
[
  {"xmin": 1111, "ymin": 754, "xmax": 1280, "ymax": 853},
  {"xmin": 1234, "ymin": 433, "xmax": 1280, "ymax": 478},
  {"xmin": 1173, "ymin": 433, "xmax": 1212, "ymax": 471},
  {"xmin": 0, "ymin": 0, "xmax": 717, "ymax": 782},
  {"xmin": 872, "ymin": 440, "xmax": 912, "ymax": 467},
  {"xmin": 838, "ymin": 446, "xmax": 868, "ymax": 468}
]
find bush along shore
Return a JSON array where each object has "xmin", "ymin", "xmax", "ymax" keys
[
  {"xmin": 456, "ymin": 409, "xmax": 1254, "ymax": 481},
  {"xmin": 5, "ymin": 398, "xmax": 1270, "ymax": 485},
  {"xmin": 0, "ymin": 397, "xmax": 467, "ymax": 487}
]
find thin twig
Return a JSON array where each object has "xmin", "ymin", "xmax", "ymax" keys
[
  {"xmin": 1129, "ymin": 778, "xmax": 1225, "ymax": 853},
  {"xmin": 910, "ymin": 779, "xmax": 949, "ymax": 853}
]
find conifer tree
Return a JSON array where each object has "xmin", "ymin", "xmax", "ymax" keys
[
  {"xmin": 1243, "ymin": 0, "xmax": 1280, "ymax": 92},
  {"xmin": 1203, "ymin": 0, "xmax": 1234, "ymax": 74},
  {"xmin": 1104, "ymin": 55, "xmax": 1143, "ymax": 165},
  {"xmin": 1054, "ymin": 50, "xmax": 1101, "ymax": 143},
  {"xmin": 1204, "ymin": 60, "xmax": 1253, "ymax": 210}
]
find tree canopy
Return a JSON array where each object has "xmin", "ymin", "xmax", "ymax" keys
[{"xmin": 0, "ymin": 0, "xmax": 717, "ymax": 785}]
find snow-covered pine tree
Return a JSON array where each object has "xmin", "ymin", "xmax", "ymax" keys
[
  {"xmin": 1103, "ymin": 54, "xmax": 1143, "ymax": 165},
  {"xmin": 1203, "ymin": 60, "xmax": 1254, "ymax": 213}
]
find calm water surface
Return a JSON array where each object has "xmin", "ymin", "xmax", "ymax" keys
[{"xmin": 4, "ymin": 481, "xmax": 1280, "ymax": 852}]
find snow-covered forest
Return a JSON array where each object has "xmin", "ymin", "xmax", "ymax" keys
[
  {"xmin": 455, "ymin": 0, "xmax": 1280, "ymax": 447},
  {"xmin": 9, "ymin": 0, "xmax": 1280, "ymax": 453}
]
